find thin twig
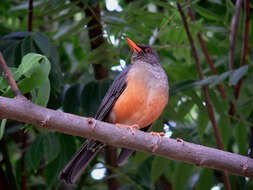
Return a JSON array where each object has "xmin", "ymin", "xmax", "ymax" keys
[
  {"xmin": 234, "ymin": 0, "xmax": 250, "ymax": 100},
  {"xmin": 80, "ymin": 3, "xmax": 108, "ymax": 80},
  {"xmin": 105, "ymin": 146, "xmax": 120, "ymax": 189},
  {"xmin": 229, "ymin": 0, "xmax": 243, "ymax": 70},
  {"xmin": 187, "ymin": 7, "xmax": 227, "ymax": 99},
  {"xmin": 177, "ymin": 3, "xmax": 231, "ymax": 190},
  {"xmin": 228, "ymin": 0, "xmax": 245, "ymax": 118},
  {"xmin": 0, "ymin": 52, "xmax": 23, "ymax": 97},
  {"xmin": 28, "ymin": 0, "xmax": 33, "ymax": 32}
]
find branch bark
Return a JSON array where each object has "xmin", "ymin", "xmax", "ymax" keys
[
  {"xmin": 0, "ymin": 53, "xmax": 23, "ymax": 97},
  {"xmin": 228, "ymin": 0, "xmax": 243, "ymax": 116},
  {"xmin": 234, "ymin": 0, "xmax": 250, "ymax": 100},
  {"xmin": 105, "ymin": 146, "xmax": 120, "ymax": 190},
  {"xmin": 186, "ymin": 7, "xmax": 227, "ymax": 99},
  {"xmin": 0, "ymin": 96, "xmax": 253, "ymax": 179},
  {"xmin": 78, "ymin": 3, "xmax": 108, "ymax": 80},
  {"xmin": 78, "ymin": 3, "xmax": 116, "ymax": 187},
  {"xmin": 177, "ymin": 3, "xmax": 231, "ymax": 190},
  {"xmin": 27, "ymin": 0, "xmax": 33, "ymax": 32},
  {"xmin": 229, "ymin": 0, "xmax": 243, "ymax": 71}
]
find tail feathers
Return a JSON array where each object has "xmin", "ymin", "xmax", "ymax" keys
[
  {"xmin": 58, "ymin": 139, "xmax": 105, "ymax": 184},
  {"xmin": 117, "ymin": 124, "xmax": 152, "ymax": 166},
  {"xmin": 117, "ymin": 148, "xmax": 135, "ymax": 166}
]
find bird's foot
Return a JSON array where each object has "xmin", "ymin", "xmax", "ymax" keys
[
  {"xmin": 150, "ymin": 132, "xmax": 165, "ymax": 144},
  {"xmin": 116, "ymin": 123, "xmax": 139, "ymax": 137}
]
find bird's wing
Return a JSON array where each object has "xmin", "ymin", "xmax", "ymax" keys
[
  {"xmin": 95, "ymin": 65, "xmax": 132, "ymax": 120},
  {"xmin": 59, "ymin": 65, "xmax": 132, "ymax": 184}
]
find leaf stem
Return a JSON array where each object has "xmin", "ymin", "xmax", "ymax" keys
[{"xmin": 0, "ymin": 52, "xmax": 23, "ymax": 98}]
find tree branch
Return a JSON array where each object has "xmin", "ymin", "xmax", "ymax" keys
[
  {"xmin": 77, "ymin": 2, "xmax": 108, "ymax": 80},
  {"xmin": 228, "ymin": 0, "xmax": 243, "ymax": 117},
  {"xmin": 234, "ymin": 0, "xmax": 250, "ymax": 100},
  {"xmin": 105, "ymin": 146, "xmax": 120, "ymax": 190},
  {"xmin": 229, "ymin": 0, "xmax": 243, "ymax": 71},
  {"xmin": 177, "ymin": 3, "xmax": 231, "ymax": 190},
  {"xmin": 0, "ymin": 96, "xmax": 253, "ymax": 179},
  {"xmin": 177, "ymin": 2, "xmax": 224, "ymax": 150},
  {"xmin": 186, "ymin": 7, "xmax": 227, "ymax": 99},
  {"xmin": 27, "ymin": 0, "xmax": 33, "ymax": 32},
  {"xmin": 0, "ymin": 53, "xmax": 23, "ymax": 98}
]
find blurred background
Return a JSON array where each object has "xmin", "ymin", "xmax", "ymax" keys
[{"xmin": 0, "ymin": 0, "xmax": 253, "ymax": 189}]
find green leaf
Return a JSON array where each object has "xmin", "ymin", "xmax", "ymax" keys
[
  {"xmin": 218, "ymin": 114, "xmax": 231, "ymax": 149},
  {"xmin": 63, "ymin": 83, "xmax": 81, "ymax": 114},
  {"xmin": 135, "ymin": 152, "xmax": 150, "ymax": 167},
  {"xmin": 45, "ymin": 133, "xmax": 76, "ymax": 186},
  {"xmin": 170, "ymin": 76, "xmax": 218, "ymax": 96},
  {"xmin": 229, "ymin": 65, "xmax": 249, "ymax": 85},
  {"xmin": 0, "ymin": 67, "xmax": 20, "ymax": 92},
  {"xmin": 151, "ymin": 156, "xmax": 170, "ymax": 184},
  {"xmin": 196, "ymin": 168, "xmax": 215, "ymax": 190},
  {"xmin": 21, "ymin": 35, "xmax": 36, "ymax": 56},
  {"xmin": 209, "ymin": 71, "xmax": 231, "ymax": 88},
  {"xmin": 27, "ymin": 134, "xmax": 44, "ymax": 171},
  {"xmin": 193, "ymin": 4, "xmax": 224, "ymax": 21},
  {"xmin": 135, "ymin": 156, "xmax": 154, "ymax": 188},
  {"xmin": 194, "ymin": 76, "xmax": 218, "ymax": 87},
  {"xmin": 81, "ymin": 79, "xmax": 112, "ymax": 117},
  {"xmin": 209, "ymin": 90, "xmax": 230, "ymax": 148},
  {"xmin": 197, "ymin": 110, "xmax": 208, "ymax": 141},
  {"xmin": 32, "ymin": 32, "xmax": 51, "ymax": 56},
  {"xmin": 54, "ymin": 18, "xmax": 91, "ymax": 40},
  {"xmin": 0, "ymin": 119, "xmax": 7, "ymax": 140},
  {"xmin": 42, "ymin": 133, "xmax": 60, "ymax": 164},
  {"xmin": 235, "ymin": 121, "xmax": 248, "ymax": 155},
  {"xmin": 184, "ymin": 47, "xmax": 192, "ymax": 65},
  {"xmin": 3, "ymin": 53, "xmax": 51, "ymax": 97},
  {"xmin": 17, "ymin": 52, "xmax": 43, "ymax": 77},
  {"xmin": 36, "ymin": 78, "xmax": 51, "ymax": 107},
  {"xmin": 173, "ymin": 163, "xmax": 194, "ymax": 190},
  {"xmin": 170, "ymin": 79, "xmax": 196, "ymax": 96},
  {"xmin": 177, "ymin": 100, "xmax": 194, "ymax": 119}
]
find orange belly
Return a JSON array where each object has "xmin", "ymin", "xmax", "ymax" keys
[{"xmin": 111, "ymin": 75, "xmax": 168, "ymax": 128}]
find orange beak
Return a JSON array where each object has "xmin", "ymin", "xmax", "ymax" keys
[{"xmin": 126, "ymin": 38, "xmax": 141, "ymax": 52}]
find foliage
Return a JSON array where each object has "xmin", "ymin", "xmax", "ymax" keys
[{"xmin": 0, "ymin": 0, "xmax": 253, "ymax": 189}]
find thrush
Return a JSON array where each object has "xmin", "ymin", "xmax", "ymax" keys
[{"xmin": 59, "ymin": 38, "xmax": 169, "ymax": 184}]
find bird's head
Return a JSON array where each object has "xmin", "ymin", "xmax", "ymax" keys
[{"xmin": 126, "ymin": 38, "xmax": 159, "ymax": 65}]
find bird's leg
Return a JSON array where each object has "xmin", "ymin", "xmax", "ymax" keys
[
  {"xmin": 150, "ymin": 132, "xmax": 165, "ymax": 143},
  {"xmin": 116, "ymin": 123, "xmax": 139, "ymax": 137}
]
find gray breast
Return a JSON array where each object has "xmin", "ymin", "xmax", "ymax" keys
[{"xmin": 134, "ymin": 61, "xmax": 169, "ymax": 92}]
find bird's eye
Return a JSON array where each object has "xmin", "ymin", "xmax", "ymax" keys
[{"xmin": 144, "ymin": 48, "xmax": 151, "ymax": 53}]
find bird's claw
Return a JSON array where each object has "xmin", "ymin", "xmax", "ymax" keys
[
  {"xmin": 150, "ymin": 132, "xmax": 165, "ymax": 144},
  {"xmin": 116, "ymin": 123, "xmax": 139, "ymax": 137}
]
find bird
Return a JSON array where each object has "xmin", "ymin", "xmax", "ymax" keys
[{"xmin": 58, "ymin": 38, "xmax": 169, "ymax": 184}]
